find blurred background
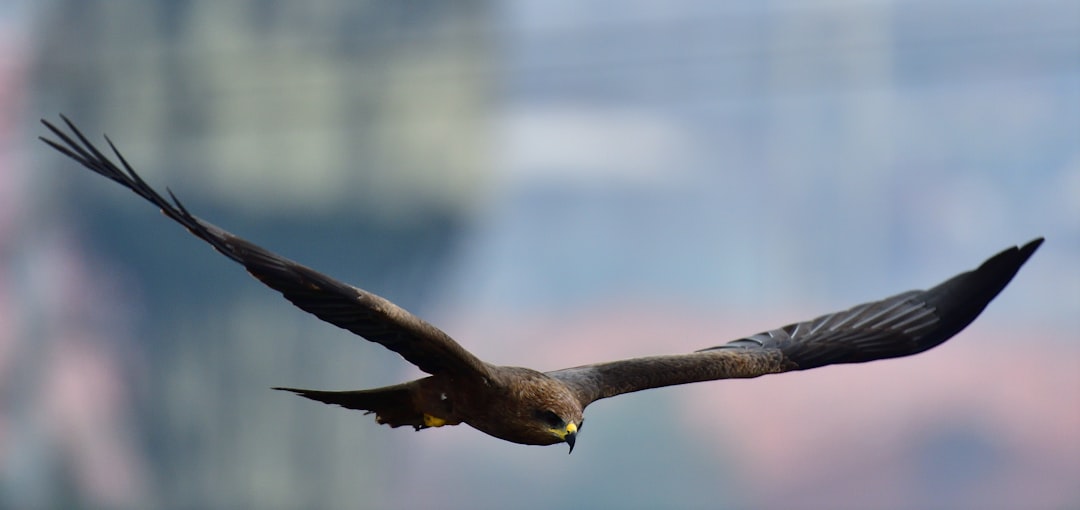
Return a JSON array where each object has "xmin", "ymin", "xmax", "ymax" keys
[{"xmin": 2, "ymin": 0, "xmax": 1078, "ymax": 508}]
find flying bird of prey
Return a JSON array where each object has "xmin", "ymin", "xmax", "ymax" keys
[{"xmin": 41, "ymin": 116, "xmax": 1041, "ymax": 453}]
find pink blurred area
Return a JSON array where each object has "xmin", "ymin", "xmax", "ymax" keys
[
  {"xmin": 684, "ymin": 325, "xmax": 1079, "ymax": 509},
  {"xmin": 0, "ymin": 218, "xmax": 149, "ymax": 507},
  {"xmin": 0, "ymin": 28, "xmax": 148, "ymax": 508}
]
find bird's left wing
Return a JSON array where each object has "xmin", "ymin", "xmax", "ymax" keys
[
  {"xmin": 549, "ymin": 238, "xmax": 1041, "ymax": 408},
  {"xmin": 40, "ymin": 116, "xmax": 492, "ymax": 379}
]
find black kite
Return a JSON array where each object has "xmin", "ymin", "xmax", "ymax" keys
[{"xmin": 41, "ymin": 116, "xmax": 1041, "ymax": 452}]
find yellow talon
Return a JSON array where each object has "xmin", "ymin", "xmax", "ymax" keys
[{"xmin": 423, "ymin": 414, "xmax": 447, "ymax": 427}]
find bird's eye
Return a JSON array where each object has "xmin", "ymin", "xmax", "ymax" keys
[{"xmin": 534, "ymin": 410, "xmax": 563, "ymax": 427}]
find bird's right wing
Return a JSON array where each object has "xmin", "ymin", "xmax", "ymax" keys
[
  {"xmin": 41, "ymin": 116, "xmax": 492, "ymax": 379},
  {"xmin": 550, "ymin": 238, "xmax": 1042, "ymax": 408}
]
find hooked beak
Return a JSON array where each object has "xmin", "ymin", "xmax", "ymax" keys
[{"xmin": 565, "ymin": 422, "xmax": 578, "ymax": 454}]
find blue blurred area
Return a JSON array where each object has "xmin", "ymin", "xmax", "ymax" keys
[{"xmin": 1, "ymin": 1, "xmax": 1077, "ymax": 509}]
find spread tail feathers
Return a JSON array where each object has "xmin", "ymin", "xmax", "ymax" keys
[{"xmin": 274, "ymin": 384, "xmax": 428, "ymax": 430}]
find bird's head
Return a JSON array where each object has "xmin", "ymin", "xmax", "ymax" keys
[
  {"xmin": 495, "ymin": 368, "xmax": 584, "ymax": 452},
  {"xmin": 522, "ymin": 374, "xmax": 584, "ymax": 453},
  {"xmin": 532, "ymin": 408, "xmax": 581, "ymax": 453}
]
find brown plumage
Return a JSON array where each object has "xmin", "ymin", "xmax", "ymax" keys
[{"xmin": 41, "ymin": 116, "xmax": 1042, "ymax": 453}]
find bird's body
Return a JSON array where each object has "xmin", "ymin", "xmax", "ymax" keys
[
  {"xmin": 41, "ymin": 116, "xmax": 1042, "ymax": 452},
  {"xmin": 290, "ymin": 367, "xmax": 585, "ymax": 447}
]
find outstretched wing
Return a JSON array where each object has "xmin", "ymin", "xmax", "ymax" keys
[
  {"xmin": 40, "ymin": 116, "xmax": 491, "ymax": 379},
  {"xmin": 550, "ymin": 238, "xmax": 1042, "ymax": 407}
]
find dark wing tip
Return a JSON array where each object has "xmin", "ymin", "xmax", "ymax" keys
[
  {"xmin": 701, "ymin": 238, "xmax": 1043, "ymax": 371},
  {"xmin": 872, "ymin": 237, "xmax": 1043, "ymax": 358},
  {"xmin": 924, "ymin": 237, "xmax": 1042, "ymax": 323},
  {"xmin": 978, "ymin": 237, "xmax": 1042, "ymax": 273},
  {"xmin": 887, "ymin": 237, "xmax": 1041, "ymax": 358},
  {"xmin": 1016, "ymin": 237, "xmax": 1043, "ymax": 264}
]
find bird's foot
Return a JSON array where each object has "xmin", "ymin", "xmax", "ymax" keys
[{"xmin": 423, "ymin": 413, "xmax": 447, "ymax": 427}]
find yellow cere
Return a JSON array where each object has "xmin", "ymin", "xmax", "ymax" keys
[
  {"xmin": 423, "ymin": 414, "xmax": 447, "ymax": 427},
  {"xmin": 551, "ymin": 422, "xmax": 577, "ymax": 439}
]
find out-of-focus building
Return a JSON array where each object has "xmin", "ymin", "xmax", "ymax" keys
[{"xmin": 18, "ymin": 1, "xmax": 493, "ymax": 508}]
